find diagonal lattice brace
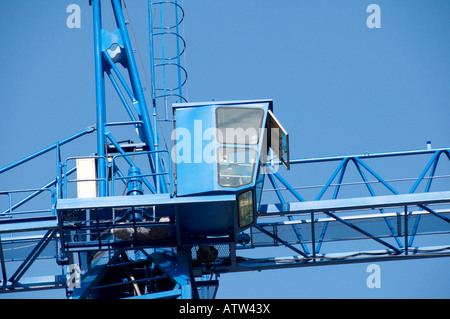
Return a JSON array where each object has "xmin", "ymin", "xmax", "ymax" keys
[
  {"xmin": 322, "ymin": 211, "xmax": 402, "ymax": 254},
  {"xmin": 254, "ymin": 224, "xmax": 310, "ymax": 259}
]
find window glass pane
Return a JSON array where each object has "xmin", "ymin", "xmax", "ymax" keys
[
  {"xmin": 238, "ymin": 190, "xmax": 254, "ymax": 228},
  {"xmin": 268, "ymin": 109, "xmax": 290, "ymax": 169},
  {"xmin": 216, "ymin": 107, "xmax": 264, "ymax": 145},
  {"xmin": 218, "ymin": 147, "xmax": 256, "ymax": 187}
]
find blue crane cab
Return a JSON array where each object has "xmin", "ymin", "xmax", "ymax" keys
[{"xmin": 172, "ymin": 99, "xmax": 289, "ymax": 240}]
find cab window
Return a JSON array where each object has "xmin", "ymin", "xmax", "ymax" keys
[
  {"xmin": 238, "ymin": 190, "xmax": 254, "ymax": 228},
  {"xmin": 216, "ymin": 107, "xmax": 264, "ymax": 145},
  {"xmin": 218, "ymin": 147, "xmax": 256, "ymax": 187}
]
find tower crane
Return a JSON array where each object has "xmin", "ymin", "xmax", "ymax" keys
[{"xmin": 0, "ymin": 1, "xmax": 449, "ymax": 299}]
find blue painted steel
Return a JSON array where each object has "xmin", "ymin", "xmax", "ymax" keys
[
  {"xmin": 150, "ymin": 249, "xmax": 193, "ymax": 299},
  {"xmin": 57, "ymin": 192, "xmax": 238, "ymax": 243},
  {"xmin": 104, "ymin": 54, "xmax": 140, "ymax": 122},
  {"xmin": 147, "ymin": 0, "xmax": 161, "ymax": 190},
  {"xmin": 126, "ymin": 166, "xmax": 144, "ymax": 195},
  {"xmin": 174, "ymin": 100, "xmax": 270, "ymax": 196},
  {"xmin": 107, "ymin": 71, "xmax": 138, "ymax": 123},
  {"xmin": 407, "ymin": 150, "xmax": 450, "ymax": 246},
  {"xmin": 0, "ymin": 188, "xmax": 56, "ymax": 220},
  {"xmin": 322, "ymin": 210, "xmax": 402, "ymax": 254},
  {"xmin": 1, "ymin": 1, "xmax": 449, "ymax": 299},
  {"xmin": 287, "ymin": 148, "xmax": 450, "ymax": 164},
  {"xmin": 173, "ymin": 99, "xmax": 273, "ymax": 110},
  {"xmin": 103, "ymin": 52, "xmax": 138, "ymax": 109},
  {"xmin": 93, "ymin": 0, "xmax": 107, "ymax": 197},
  {"xmin": 173, "ymin": 104, "xmax": 217, "ymax": 196},
  {"xmin": 314, "ymin": 158, "xmax": 349, "ymax": 253},
  {"xmin": 69, "ymin": 250, "xmax": 122, "ymax": 299},
  {"xmin": 105, "ymin": 131, "xmax": 157, "ymax": 194},
  {"xmin": 267, "ymin": 149, "xmax": 449, "ymax": 255},
  {"xmin": 260, "ymin": 191, "xmax": 450, "ymax": 215},
  {"xmin": 220, "ymin": 246, "xmax": 450, "ymax": 273},
  {"xmin": 0, "ymin": 126, "xmax": 94, "ymax": 175},
  {"xmin": 419, "ymin": 205, "xmax": 450, "ymax": 223},
  {"xmin": 7, "ymin": 230, "xmax": 57, "ymax": 290},
  {"xmin": 410, "ymin": 150, "xmax": 450, "ymax": 193},
  {"xmin": 148, "ymin": 0, "xmax": 188, "ymax": 117},
  {"xmin": 111, "ymin": 0, "xmax": 167, "ymax": 194},
  {"xmin": 56, "ymin": 141, "xmax": 62, "ymax": 199},
  {"xmin": 148, "ymin": 0, "xmax": 157, "ymax": 102},
  {"xmin": 109, "ymin": 150, "xmax": 172, "ymax": 196},
  {"xmin": 62, "ymin": 155, "xmax": 108, "ymax": 198},
  {"xmin": 91, "ymin": 0, "xmax": 171, "ymax": 196},
  {"xmin": 173, "ymin": 0, "xmax": 184, "ymax": 103},
  {"xmin": 352, "ymin": 158, "xmax": 404, "ymax": 248},
  {"xmin": 0, "ymin": 215, "xmax": 57, "ymax": 233},
  {"xmin": 267, "ymin": 165, "xmax": 305, "ymax": 202},
  {"xmin": 315, "ymin": 158, "xmax": 348, "ymax": 201},
  {"xmin": 57, "ymin": 193, "xmax": 236, "ymax": 211},
  {"xmin": 267, "ymin": 173, "xmax": 310, "ymax": 255},
  {"xmin": 0, "ymin": 240, "xmax": 7, "ymax": 290},
  {"xmin": 353, "ymin": 157, "xmax": 399, "ymax": 195},
  {"xmin": 0, "ymin": 171, "xmax": 74, "ymax": 215}
]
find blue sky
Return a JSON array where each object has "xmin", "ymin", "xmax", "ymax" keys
[{"xmin": 0, "ymin": 0, "xmax": 449, "ymax": 298}]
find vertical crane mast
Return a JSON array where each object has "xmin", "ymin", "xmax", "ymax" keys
[{"xmin": 92, "ymin": 0, "xmax": 173, "ymax": 196}]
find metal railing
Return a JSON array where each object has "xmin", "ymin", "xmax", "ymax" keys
[
  {"xmin": 110, "ymin": 149, "xmax": 173, "ymax": 196},
  {"xmin": 0, "ymin": 188, "xmax": 56, "ymax": 218},
  {"xmin": 60, "ymin": 150, "xmax": 173, "ymax": 198},
  {"xmin": 61, "ymin": 155, "xmax": 108, "ymax": 198}
]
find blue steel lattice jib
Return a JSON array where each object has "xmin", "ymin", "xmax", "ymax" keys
[
  {"xmin": 352, "ymin": 158, "xmax": 404, "ymax": 248},
  {"xmin": 254, "ymin": 225, "xmax": 310, "ymax": 259},
  {"xmin": 322, "ymin": 211, "xmax": 403, "ymax": 255},
  {"xmin": 267, "ymin": 165, "xmax": 305, "ymax": 202},
  {"xmin": 266, "ymin": 173, "xmax": 311, "ymax": 256},
  {"xmin": 7, "ymin": 230, "xmax": 57, "ymax": 290},
  {"xmin": 315, "ymin": 158, "xmax": 349, "ymax": 201},
  {"xmin": 267, "ymin": 170, "xmax": 286, "ymax": 204},
  {"xmin": 1, "ymin": 1, "xmax": 450, "ymax": 299},
  {"xmin": 406, "ymin": 150, "xmax": 449, "ymax": 246},
  {"xmin": 313, "ymin": 159, "xmax": 349, "ymax": 254},
  {"xmin": 352, "ymin": 157, "xmax": 399, "ymax": 195},
  {"xmin": 410, "ymin": 150, "xmax": 450, "ymax": 194}
]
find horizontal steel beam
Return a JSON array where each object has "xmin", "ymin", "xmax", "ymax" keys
[
  {"xmin": 205, "ymin": 246, "xmax": 450, "ymax": 274},
  {"xmin": 0, "ymin": 216, "xmax": 57, "ymax": 234},
  {"xmin": 260, "ymin": 191, "xmax": 450, "ymax": 215},
  {"xmin": 57, "ymin": 193, "xmax": 236, "ymax": 211},
  {"xmin": 257, "ymin": 208, "xmax": 449, "ymax": 227},
  {"xmin": 286, "ymin": 148, "xmax": 450, "ymax": 165},
  {"xmin": 1, "ymin": 275, "xmax": 66, "ymax": 293}
]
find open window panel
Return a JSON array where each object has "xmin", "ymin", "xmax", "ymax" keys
[{"xmin": 267, "ymin": 109, "xmax": 290, "ymax": 170}]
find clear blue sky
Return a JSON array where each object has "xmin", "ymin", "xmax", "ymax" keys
[{"xmin": 0, "ymin": 0, "xmax": 449, "ymax": 299}]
